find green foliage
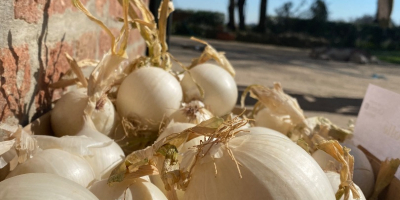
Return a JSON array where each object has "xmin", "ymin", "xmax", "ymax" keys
[{"xmin": 172, "ymin": 9, "xmax": 225, "ymax": 38}]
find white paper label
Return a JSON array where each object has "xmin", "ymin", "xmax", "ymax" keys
[{"xmin": 353, "ymin": 84, "xmax": 400, "ymax": 179}]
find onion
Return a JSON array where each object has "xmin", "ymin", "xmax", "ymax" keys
[
  {"xmin": 157, "ymin": 122, "xmax": 197, "ymax": 152},
  {"xmin": 116, "ymin": 66, "xmax": 183, "ymax": 130},
  {"xmin": 0, "ymin": 173, "xmax": 98, "ymax": 200},
  {"xmin": 169, "ymin": 101, "xmax": 214, "ymax": 124},
  {"xmin": 89, "ymin": 178, "xmax": 167, "ymax": 200},
  {"xmin": 254, "ymin": 107, "xmax": 293, "ymax": 134},
  {"xmin": 325, "ymin": 171, "xmax": 366, "ymax": 200},
  {"xmin": 312, "ymin": 143, "xmax": 374, "ymax": 198},
  {"xmin": 34, "ymin": 129, "xmax": 124, "ymax": 180},
  {"xmin": 342, "ymin": 142, "xmax": 375, "ymax": 198},
  {"xmin": 181, "ymin": 63, "xmax": 237, "ymax": 117},
  {"xmin": 51, "ymin": 89, "xmax": 116, "ymax": 137},
  {"xmin": 180, "ymin": 127, "xmax": 335, "ymax": 200},
  {"xmin": 152, "ymin": 122, "xmax": 197, "ymax": 198},
  {"xmin": 6, "ymin": 149, "xmax": 95, "ymax": 187}
]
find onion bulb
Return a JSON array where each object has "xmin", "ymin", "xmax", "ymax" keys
[
  {"xmin": 51, "ymin": 88, "xmax": 116, "ymax": 136},
  {"xmin": 254, "ymin": 107, "xmax": 293, "ymax": 135},
  {"xmin": 6, "ymin": 149, "xmax": 95, "ymax": 187},
  {"xmin": 34, "ymin": 131, "xmax": 124, "ymax": 180},
  {"xmin": 325, "ymin": 171, "xmax": 366, "ymax": 200},
  {"xmin": 169, "ymin": 100, "xmax": 214, "ymax": 124},
  {"xmin": 342, "ymin": 142, "xmax": 374, "ymax": 198},
  {"xmin": 0, "ymin": 173, "xmax": 98, "ymax": 200},
  {"xmin": 312, "ymin": 143, "xmax": 374, "ymax": 198},
  {"xmin": 181, "ymin": 63, "xmax": 237, "ymax": 117},
  {"xmin": 116, "ymin": 66, "xmax": 183, "ymax": 130},
  {"xmin": 89, "ymin": 178, "xmax": 167, "ymax": 200},
  {"xmin": 152, "ymin": 122, "xmax": 197, "ymax": 198},
  {"xmin": 180, "ymin": 127, "xmax": 335, "ymax": 200}
]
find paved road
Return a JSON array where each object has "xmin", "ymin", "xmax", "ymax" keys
[{"xmin": 169, "ymin": 36, "xmax": 400, "ymax": 127}]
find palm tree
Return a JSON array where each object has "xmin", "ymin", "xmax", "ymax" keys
[
  {"xmin": 227, "ymin": 0, "xmax": 236, "ymax": 31},
  {"xmin": 257, "ymin": 0, "xmax": 267, "ymax": 32},
  {"xmin": 238, "ymin": 0, "xmax": 246, "ymax": 30}
]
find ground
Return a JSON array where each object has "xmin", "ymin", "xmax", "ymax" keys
[{"xmin": 169, "ymin": 36, "xmax": 400, "ymax": 127}]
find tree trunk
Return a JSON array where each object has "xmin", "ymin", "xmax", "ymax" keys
[
  {"xmin": 227, "ymin": 0, "xmax": 236, "ymax": 31},
  {"xmin": 257, "ymin": 0, "xmax": 267, "ymax": 32},
  {"xmin": 238, "ymin": 0, "xmax": 246, "ymax": 30},
  {"xmin": 377, "ymin": 0, "xmax": 394, "ymax": 29}
]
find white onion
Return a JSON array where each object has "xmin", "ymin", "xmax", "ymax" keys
[
  {"xmin": 312, "ymin": 142, "xmax": 374, "ymax": 198},
  {"xmin": 325, "ymin": 171, "xmax": 366, "ymax": 200},
  {"xmin": 6, "ymin": 149, "xmax": 95, "ymax": 187},
  {"xmin": 51, "ymin": 89, "xmax": 116, "ymax": 136},
  {"xmin": 181, "ymin": 63, "xmax": 237, "ymax": 117},
  {"xmin": 0, "ymin": 173, "xmax": 98, "ymax": 200},
  {"xmin": 34, "ymin": 128, "xmax": 124, "ymax": 180},
  {"xmin": 254, "ymin": 107, "xmax": 293, "ymax": 135},
  {"xmin": 153, "ymin": 122, "xmax": 197, "ymax": 198},
  {"xmin": 169, "ymin": 101, "xmax": 214, "ymax": 124},
  {"xmin": 342, "ymin": 142, "xmax": 374, "ymax": 198},
  {"xmin": 157, "ymin": 122, "xmax": 197, "ymax": 152},
  {"xmin": 181, "ymin": 127, "xmax": 335, "ymax": 200},
  {"xmin": 89, "ymin": 178, "xmax": 167, "ymax": 200},
  {"xmin": 116, "ymin": 66, "xmax": 183, "ymax": 130}
]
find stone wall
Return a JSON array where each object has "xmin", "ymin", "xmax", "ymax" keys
[{"xmin": 0, "ymin": 0, "xmax": 147, "ymax": 125}]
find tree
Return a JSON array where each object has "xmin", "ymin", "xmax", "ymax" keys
[
  {"xmin": 227, "ymin": 0, "xmax": 236, "ymax": 31},
  {"xmin": 275, "ymin": 2, "xmax": 293, "ymax": 20},
  {"xmin": 257, "ymin": 0, "xmax": 268, "ymax": 32},
  {"xmin": 310, "ymin": 0, "xmax": 328, "ymax": 22},
  {"xmin": 376, "ymin": 0, "xmax": 394, "ymax": 28},
  {"xmin": 238, "ymin": 0, "xmax": 246, "ymax": 30}
]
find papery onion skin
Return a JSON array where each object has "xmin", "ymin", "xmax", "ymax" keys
[
  {"xmin": 153, "ymin": 122, "xmax": 197, "ymax": 198},
  {"xmin": 181, "ymin": 127, "xmax": 335, "ymax": 200},
  {"xmin": 325, "ymin": 171, "xmax": 366, "ymax": 200},
  {"xmin": 116, "ymin": 67, "xmax": 183, "ymax": 130},
  {"xmin": 89, "ymin": 178, "xmax": 167, "ymax": 200},
  {"xmin": 6, "ymin": 149, "xmax": 95, "ymax": 187},
  {"xmin": 342, "ymin": 143, "xmax": 374, "ymax": 198},
  {"xmin": 51, "ymin": 89, "xmax": 116, "ymax": 136},
  {"xmin": 181, "ymin": 63, "xmax": 237, "ymax": 117},
  {"xmin": 36, "ymin": 124, "xmax": 125, "ymax": 180},
  {"xmin": 0, "ymin": 173, "xmax": 98, "ymax": 200},
  {"xmin": 254, "ymin": 107, "xmax": 293, "ymax": 135}
]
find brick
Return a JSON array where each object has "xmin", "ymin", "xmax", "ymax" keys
[
  {"xmin": 98, "ymin": 28, "xmax": 120, "ymax": 56},
  {"xmin": 0, "ymin": 45, "xmax": 31, "ymax": 122},
  {"xmin": 14, "ymin": 0, "xmax": 42, "ymax": 23},
  {"xmin": 14, "ymin": 0, "xmax": 92, "ymax": 23},
  {"xmin": 96, "ymin": 0, "xmax": 105, "ymax": 16},
  {"xmin": 33, "ymin": 41, "xmax": 72, "ymax": 118},
  {"xmin": 73, "ymin": 32, "xmax": 98, "ymax": 60},
  {"xmin": 109, "ymin": 0, "xmax": 123, "ymax": 17}
]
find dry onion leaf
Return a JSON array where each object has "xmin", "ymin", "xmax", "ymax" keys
[
  {"xmin": 188, "ymin": 37, "xmax": 236, "ymax": 77},
  {"xmin": 368, "ymin": 158, "xmax": 400, "ymax": 200},
  {"xmin": 315, "ymin": 136, "xmax": 360, "ymax": 200}
]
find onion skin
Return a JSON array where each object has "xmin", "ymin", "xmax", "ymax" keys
[
  {"xmin": 325, "ymin": 171, "xmax": 366, "ymax": 200},
  {"xmin": 342, "ymin": 143, "xmax": 374, "ymax": 198},
  {"xmin": 181, "ymin": 127, "xmax": 335, "ymax": 200},
  {"xmin": 116, "ymin": 67, "xmax": 183, "ymax": 130},
  {"xmin": 51, "ymin": 89, "xmax": 116, "ymax": 136},
  {"xmin": 181, "ymin": 63, "xmax": 237, "ymax": 117},
  {"xmin": 0, "ymin": 173, "xmax": 99, "ymax": 200},
  {"xmin": 89, "ymin": 178, "xmax": 167, "ymax": 200},
  {"xmin": 6, "ymin": 149, "xmax": 95, "ymax": 187},
  {"xmin": 254, "ymin": 107, "xmax": 293, "ymax": 135}
]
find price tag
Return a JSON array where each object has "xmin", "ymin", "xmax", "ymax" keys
[{"xmin": 353, "ymin": 84, "xmax": 400, "ymax": 179}]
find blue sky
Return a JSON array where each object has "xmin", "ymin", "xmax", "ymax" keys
[{"xmin": 173, "ymin": 0, "xmax": 400, "ymax": 24}]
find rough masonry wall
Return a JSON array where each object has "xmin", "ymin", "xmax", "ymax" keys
[{"xmin": 0, "ymin": 0, "xmax": 147, "ymax": 125}]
